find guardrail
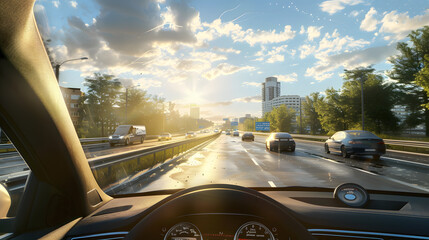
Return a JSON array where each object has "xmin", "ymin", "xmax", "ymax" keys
[
  {"xmin": 1, "ymin": 133, "xmax": 219, "ymax": 196},
  {"xmin": 0, "ymin": 134, "xmax": 188, "ymax": 153}
]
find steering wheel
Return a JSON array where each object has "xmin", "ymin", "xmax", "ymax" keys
[{"xmin": 125, "ymin": 184, "xmax": 314, "ymax": 239}]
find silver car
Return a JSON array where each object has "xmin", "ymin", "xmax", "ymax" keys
[{"xmin": 325, "ymin": 130, "xmax": 386, "ymax": 160}]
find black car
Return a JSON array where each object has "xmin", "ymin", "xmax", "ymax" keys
[
  {"xmin": 265, "ymin": 132, "xmax": 295, "ymax": 152},
  {"xmin": 242, "ymin": 132, "xmax": 255, "ymax": 141},
  {"xmin": 325, "ymin": 130, "xmax": 386, "ymax": 160}
]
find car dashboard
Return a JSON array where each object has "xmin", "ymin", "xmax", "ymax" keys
[{"xmin": 63, "ymin": 185, "xmax": 429, "ymax": 240}]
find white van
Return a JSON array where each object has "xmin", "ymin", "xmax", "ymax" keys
[{"xmin": 109, "ymin": 125, "xmax": 146, "ymax": 147}]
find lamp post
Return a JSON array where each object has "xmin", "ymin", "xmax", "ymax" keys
[{"xmin": 55, "ymin": 57, "xmax": 88, "ymax": 82}]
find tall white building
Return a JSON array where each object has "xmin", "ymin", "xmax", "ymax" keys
[{"xmin": 262, "ymin": 77, "xmax": 302, "ymax": 116}]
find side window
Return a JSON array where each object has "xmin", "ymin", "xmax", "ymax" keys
[
  {"xmin": 0, "ymin": 129, "xmax": 29, "ymax": 220},
  {"xmin": 331, "ymin": 133, "xmax": 339, "ymax": 140}
]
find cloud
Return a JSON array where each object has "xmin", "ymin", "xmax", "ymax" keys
[
  {"xmin": 232, "ymin": 95, "xmax": 262, "ymax": 103},
  {"xmin": 203, "ymin": 63, "xmax": 254, "ymax": 80},
  {"xmin": 274, "ymin": 73, "xmax": 298, "ymax": 82},
  {"xmin": 254, "ymin": 44, "xmax": 287, "ymax": 63},
  {"xmin": 320, "ymin": 0, "xmax": 363, "ymax": 15},
  {"xmin": 303, "ymin": 29, "xmax": 371, "ymax": 81},
  {"xmin": 307, "ymin": 26, "xmax": 323, "ymax": 41},
  {"xmin": 349, "ymin": 10, "xmax": 360, "ymax": 17},
  {"xmin": 299, "ymin": 25, "xmax": 305, "ymax": 34},
  {"xmin": 200, "ymin": 19, "xmax": 295, "ymax": 46},
  {"xmin": 190, "ymin": 51, "xmax": 227, "ymax": 62},
  {"xmin": 299, "ymin": 44, "xmax": 316, "ymax": 59},
  {"xmin": 305, "ymin": 44, "xmax": 398, "ymax": 81},
  {"xmin": 69, "ymin": 1, "xmax": 77, "ymax": 8},
  {"xmin": 242, "ymin": 81, "xmax": 261, "ymax": 87},
  {"xmin": 212, "ymin": 47, "xmax": 241, "ymax": 54},
  {"xmin": 52, "ymin": 1, "xmax": 59, "ymax": 8},
  {"xmin": 360, "ymin": 7, "xmax": 378, "ymax": 32},
  {"xmin": 379, "ymin": 10, "xmax": 429, "ymax": 41},
  {"xmin": 135, "ymin": 78, "xmax": 162, "ymax": 89}
]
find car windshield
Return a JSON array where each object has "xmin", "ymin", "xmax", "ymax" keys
[
  {"xmin": 113, "ymin": 126, "xmax": 130, "ymax": 135},
  {"xmin": 3, "ymin": 0, "xmax": 429, "ymax": 212}
]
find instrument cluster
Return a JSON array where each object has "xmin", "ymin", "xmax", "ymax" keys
[{"xmin": 161, "ymin": 215, "xmax": 281, "ymax": 240}]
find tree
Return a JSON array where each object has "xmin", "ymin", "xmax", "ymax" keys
[
  {"xmin": 343, "ymin": 67, "xmax": 398, "ymax": 133},
  {"xmin": 388, "ymin": 26, "xmax": 429, "ymax": 136},
  {"xmin": 314, "ymin": 88, "xmax": 350, "ymax": 134},
  {"xmin": 80, "ymin": 73, "xmax": 122, "ymax": 137},
  {"xmin": 302, "ymin": 93, "xmax": 323, "ymax": 134},
  {"xmin": 243, "ymin": 118, "xmax": 255, "ymax": 131},
  {"xmin": 264, "ymin": 105, "xmax": 296, "ymax": 132}
]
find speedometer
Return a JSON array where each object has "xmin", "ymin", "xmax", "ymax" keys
[
  {"xmin": 164, "ymin": 222, "xmax": 202, "ymax": 240},
  {"xmin": 234, "ymin": 221, "xmax": 275, "ymax": 240}
]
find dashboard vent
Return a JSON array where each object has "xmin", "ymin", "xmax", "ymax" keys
[
  {"xmin": 309, "ymin": 229, "xmax": 429, "ymax": 240},
  {"xmin": 70, "ymin": 231, "xmax": 128, "ymax": 240}
]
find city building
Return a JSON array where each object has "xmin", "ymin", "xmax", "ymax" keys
[
  {"xmin": 60, "ymin": 87, "xmax": 82, "ymax": 127},
  {"xmin": 262, "ymin": 77, "xmax": 302, "ymax": 116},
  {"xmin": 239, "ymin": 114, "xmax": 252, "ymax": 124},
  {"xmin": 190, "ymin": 104, "xmax": 200, "ymax": 119}
]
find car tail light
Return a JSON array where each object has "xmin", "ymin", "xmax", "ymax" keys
[{"xmin": 377, "ymin": 141, "xmax": 385, "ymax": 145}]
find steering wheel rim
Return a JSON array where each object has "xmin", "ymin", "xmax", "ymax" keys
[{"xmin": 125, "ymin": 184, "xmax": 314, "ymax": 240}]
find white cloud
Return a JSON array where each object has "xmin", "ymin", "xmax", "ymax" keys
[
  {"xmin": 52, "ymin": 1, "xmax": 59, "ymax": 8},
  {"xmin": 360, "ymin": 7, "xmax": 378, "ymax": 32},
  {"xmin": 307, "ymin": 26, "xmax": 323, "ymax": 41},
  {"xmin": 190, "ymin": 51, "xmax": 227, "ymax": 62},
  {"xmin": 69, "ymin": 1, "xmax": 77, "ymax": 8},
  {"xmin": 243, "ymin": 81, "xmax": 261, "ymax": 87},
  {"xmin": 212, "ymin": 47, "xmax": 241, "ymax": 54},
  {"xmin": 135, "ymin": 78, "xmax": 162, "ymax": 89},
  {"xmin": 305, "ymin": 44, "xmax": 398, "ymax": 81},
  {"xmin": 254, "ymin": 44, "xmax": 287, "ymax": 63},
  {"xmin": 320, "ymin": 0, "xmax": 363, "ymax": 15},
  {"xmin": 203, "ymin": 63, "xmax": 254, "ymax": 80},
  {"xmin": 232, "ymin": 95, "xmax": 262, "ymax": 103},
  {"xmin": 379, "ymin": 10, "xmax": 429, "ymax": 41},
  {"xmin": 274, "ymin": 73, "xmax": 298, "ymax": 82},
  {"xmin": 201, "ymin": 19, "xmax": 296, "ymax": 46},
  {"xmin": 304, "ymin": 29, "xmax": 372, "ymax": 81},
  {"xmin": 299, "ymin": 25, "xmax": 305, "ymax": 34},
  {"xmin": 350, "ymin": 10, "xmax": 360, "ymax": 17},
  {"xmin": 299, "ymin": 44, "xmax": 316, "ymax": 59}
]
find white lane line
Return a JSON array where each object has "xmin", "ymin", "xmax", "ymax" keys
[
  {"xmin": 308, "ymin": 153, "xmax": 429, "ymax": 192},
  {"xmin": 382, "ymin": 156, "xmax": 429, "ymax": 168},
  {"xmin": 250, "ymin": 157, "xmax": 259, "ymax": 166},
  {"xmin": 268, "ymin": 181, "xmax": 276, "ymax": 187}
]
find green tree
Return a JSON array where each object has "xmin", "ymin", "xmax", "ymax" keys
[
  {"xmin": 80, "ymin": 73, "xmax": 122, "ymax": 137},
  {"xmin": 243, "ymin": 118, "xmax": 255, "ymax": 131},
  {"xmin": 343, "ymin": 67, "xmax": 398, "ymax": 133},
  {"xmin": 302, "ymin": 93, "xmax": 323, "ymax": 134},
  {"xmin": 264, "ymin": 105, "xmax": 296, "ymax": 132},
  {"xmin": 388, "ymin": 26, "xmax": 429, "ymax": 136},
  {"xmin": 314, "ymin": 88, "xmax": 351, "ymax": 134}
]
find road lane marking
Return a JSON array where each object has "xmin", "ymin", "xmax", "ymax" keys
[
  {"xmin": 268, "ymin": 181, "xmax": 276, "ymax": 187},
  {"xmin": 305, "ymin": 152, "xmax": 429, "ymax": 193},
  {"xmin": 250, "ymin": 157, "xmax": 259, "ymax": 166},
  {"xmin": 381, "ymin": 156, "xmax": 429, "ymax": 168}
]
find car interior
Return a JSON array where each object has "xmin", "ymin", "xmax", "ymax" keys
[{"xmin": 0, "ymin": 1, "xmax": 429, "ymax": 240}]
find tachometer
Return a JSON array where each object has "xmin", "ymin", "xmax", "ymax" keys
[
  {"xmin": 234, "ymin": 221, "xmax": 275, "ymax": 240},
  {"xmin": 164, "ymin": 222, "xmax": 202, "ymax": 240}
]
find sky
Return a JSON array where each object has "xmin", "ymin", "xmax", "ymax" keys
[{"xmin": 33, "ymin": 0, "xmax": 429, "ymax": 121}]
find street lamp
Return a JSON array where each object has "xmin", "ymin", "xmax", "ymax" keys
[{"xmin": 55, "ymin": 57, "xmax": 88, "ymax": 82}]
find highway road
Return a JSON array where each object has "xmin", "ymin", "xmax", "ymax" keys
[{"xmin": 116, "ymin": 134, "xmax": 429, "ymax": 194}]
